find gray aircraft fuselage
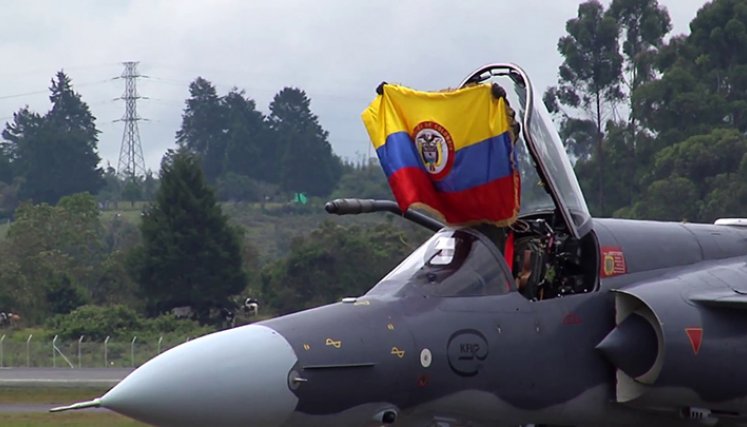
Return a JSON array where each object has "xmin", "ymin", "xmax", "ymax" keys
[
  {"xmin": 74, "ymin": 216, "xmax": 747, "ymax": 427},
  {"xmin": 52, "ymin": 63, "xmax": 747, "ymax": 427},
  {"xmin": 256, "ymin": 217, "xmax": 747, "ymax": 427}
]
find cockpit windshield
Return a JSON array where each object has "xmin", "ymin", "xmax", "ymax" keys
[
  {"xmin": 366, "ymin": 228, "xmax": 512, "ymax": 298},
  {"xmin": 459, "ymin": 64, "xmax": 592, "ymax": 238}
]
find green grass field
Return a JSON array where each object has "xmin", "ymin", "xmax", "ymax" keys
[
  {"xmin": 0, "ymin": 387, "xmax": 146, "ymax": 426},
  {"xmin": 3, "ymin": 412, "xmax": 144, "ymax": 426}
]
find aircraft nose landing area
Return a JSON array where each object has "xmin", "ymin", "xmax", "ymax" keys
[{"xmin": 98, "ymin": 324, "xmax": 299, "ymax": 427}]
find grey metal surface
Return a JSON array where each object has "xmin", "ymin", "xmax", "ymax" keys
[
  {"xmin": 100, "ymin": 324, "xmax": 299, "ymax": 427},
  {"xmin": 0, "ymin": 367, "xmax": 132, "ymax": 387}
]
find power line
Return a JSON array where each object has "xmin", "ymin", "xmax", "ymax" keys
[
  {"xmin": 0, "ymin": 88, "xmax": 48, "ymax": 100},
  {"xmin": 0, "ymin": 78, "xmax": 116, "ymax": 101},
  {"xmin": 0, "ymin": 62, "xmax": 121, "ymax": 78},
  {"xmin": 115, "ymin": 62, "xmax": 147, "ymax": 179}
]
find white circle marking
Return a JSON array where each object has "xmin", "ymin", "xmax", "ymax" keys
[{"xmin": 420, "ymin": 348, "xmax": 432, "ymax": 368}]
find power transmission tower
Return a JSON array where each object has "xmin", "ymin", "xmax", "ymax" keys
[{"xmin": 116, "ymin": 61, "xmax": 146, "ymax": 178}]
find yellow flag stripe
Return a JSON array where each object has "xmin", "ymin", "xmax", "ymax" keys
[{"xmin": 361, "ymin": 84, "xmax": 512, "ymax": 151}]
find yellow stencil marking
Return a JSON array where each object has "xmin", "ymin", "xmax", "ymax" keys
[
  {"xmin": 354, "ymin": 300, "xmax": 370, "ymax": 306},
  {"xmin": 303, "ymin": 344, "xmax": 311, "ymax": 351},
  {"xmin": 387, "ymin": 323, "xmax": 395, "ymax": 331},
  {"xmin": 325, "ymin": 338, "xmax": 342, "ymax": 349},
  {"xmin": 391, "ymin": 347, "xmax": 406, "ymax": 358}
]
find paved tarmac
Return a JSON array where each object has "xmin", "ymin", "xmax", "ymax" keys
[
  {"xmin": 0, "ymin": 368, "xmax": 132, "ymax": 413},
  {"xmin": 0, "ymin": 403, "xmax": 112, "ymax": 413},
  {"xmin": 0, "ymin": 367, "xmax": 132, "ymax": 387}
]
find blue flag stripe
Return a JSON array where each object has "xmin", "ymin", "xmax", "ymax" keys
[
  {"xmin": 434, "ymin": 132, "xmax": 513, "ymax": 192},
  {"xmin": 376, "ymin": 131, "xmax": 514, "ymax": 192},
  {"xmin": 376, "ymin": 131, "xmax": 424, "ymax": 177}
]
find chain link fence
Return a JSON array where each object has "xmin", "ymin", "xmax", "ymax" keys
[{"xmin": 0, "ymin": 334, "xmax": 194, "ymax": 368}]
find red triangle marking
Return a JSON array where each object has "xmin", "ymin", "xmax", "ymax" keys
[{"xmin": 685, "ymin": 328, "xmax": 703, "ymax": 355}]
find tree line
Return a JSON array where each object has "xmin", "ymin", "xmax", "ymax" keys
[
  {"xmin": 0, "ymin": 72, "xmax": 351, "ymax": 219},
  {"xmin": 0, "ymin": 67, "xmax": 395, "ymax": 332},
  {"xmin": 0, "ymin": 148, "xmax": 410, "ymax": 331},
  {"xmin": 0, "ymin": 72, "xmax": 103, "ymax": 217},
  {"xmin": 545, "ymin": 0, "xmax": 747, "ymax": 222},
  {"xmin": 176, "ymin": 79, "xmax": 342, "ymax": 201}
]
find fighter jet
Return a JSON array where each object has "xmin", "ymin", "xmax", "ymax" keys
[{"xmin": 53, "ymin": 63, "xmax": 747, "ymax": 427}]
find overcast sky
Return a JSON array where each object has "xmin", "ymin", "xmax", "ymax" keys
[{"xmin": 0, "ymin": 0, "xmax": 708, "ymax": 172}]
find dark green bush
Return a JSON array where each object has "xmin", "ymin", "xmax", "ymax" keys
[
  {"xmin": 47, "ymin": 304, "xmax": 214, "ymax": 341},
  {"xmin": 48, "ymin": 304, "xmax": 143, "ymax": 341}
]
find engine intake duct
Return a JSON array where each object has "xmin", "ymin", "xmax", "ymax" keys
[{"xmin": 596, "ymin": 313, "xmax": 658, "ymax": 379}]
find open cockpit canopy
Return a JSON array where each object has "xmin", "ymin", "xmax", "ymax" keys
[{"xmin": 460, "ymin": 64, "xmax": 591, "ymax": 238}]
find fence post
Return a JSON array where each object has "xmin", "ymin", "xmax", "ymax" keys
[
  {"xmin": 26, "ymin": 334, "xmax": 33, "ymax": 367},
  {"xmin": 52, "ymin": 335, "xmax": 58, "ymax": 368},
  {"xmin": 130, "ymin": 336, "xmax": 137, "ymax": 367},
  {"xmin": 0, "ymin": 335, "xmax": 5, "ymax": 368},
  {"xmin": 157, "ymin": 336, "xmax": 163, "ymax": 355},
  {"xmin": 104, "ymin": 336, "xmax": 110, "ymax": 367},
  {"xmin": 77, "ymin": 336, "xmax": 84, "ymax": 368},
  {"xmin": 51, "ymin": 335, "xmax": 74, "ymax": 368}
]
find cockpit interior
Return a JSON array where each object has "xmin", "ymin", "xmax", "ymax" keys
[
  {"xmin": 367, "ymin": 216, "xmax": 598, "ymax": 302},
  {"xmin": 508, "ymin": 213, "xmax": 598, "ymax": 301}
]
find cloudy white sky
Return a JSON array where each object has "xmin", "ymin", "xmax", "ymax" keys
[{"xmin": 0, "ymin": 0, "xmax": 708, "ymax": 171}]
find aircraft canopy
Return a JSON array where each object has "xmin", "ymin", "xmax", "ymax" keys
[{"xmin": 459, "ymin": 64, "xmax": 592, "ymax": 238}]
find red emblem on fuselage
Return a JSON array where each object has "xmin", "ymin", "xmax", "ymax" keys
[
  {"xmin": 600, "ymin": 246, "xmax": 627, "ymax": 278},
  {"xmin": 685, "ymin": 328, "xmax": 703, "ymax": 355}
]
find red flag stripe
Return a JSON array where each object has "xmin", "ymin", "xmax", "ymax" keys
[{"xmin": 388, "ymin": 167, "xmax": 519, "ymax": 225}]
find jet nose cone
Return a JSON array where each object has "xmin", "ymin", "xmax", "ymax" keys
[{"xmin": 101, "ymin": 325, "xmax": 298, "ymax": 427}]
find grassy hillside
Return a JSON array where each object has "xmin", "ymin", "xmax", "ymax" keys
[
  {"xmin": 0, "ymin": 198, "xmax": 427, "ymax": 265},
  {"xmin": 222, "ymin": 201, "xmax": 409, "ymax": 261}
]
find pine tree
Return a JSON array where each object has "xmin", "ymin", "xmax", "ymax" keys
[
  {"xmin": 2, "ymin": 72, "xmax": 103, "ymax": 204},
  {"xmin": 269, "ymin": 87, "xmax": 341, "ymax": 196},
  {"xmin": 221, "ymin": 90, "xmax": 267, "ymax": 180},
  {"xmin": 176, "ymin": 77, "xmax": 226, "ymax": 183},
  {"xmin": 0, "ymin": 147, "xmax": 12, "ymax": 184},
  {"xmin": 132, "ymin": 149, "xmax": 247, "ymax": 321}
]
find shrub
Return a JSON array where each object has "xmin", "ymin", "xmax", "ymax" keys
[
  {"xmin": 47, "ymin": 304, "xmax": 215, "ymax": 341},
  {"xmin": 48, "ymin": 304, "xmax": 143, "ymax": 341}
]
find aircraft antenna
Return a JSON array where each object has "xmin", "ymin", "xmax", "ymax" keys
[{"xmin": 115, "ymin": 61, "xmax": 147, "ymax": 178}]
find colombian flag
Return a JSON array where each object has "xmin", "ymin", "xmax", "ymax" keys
[{"xmin": 361, "ymin": 83, "xmax": 520, "ymax": 226}]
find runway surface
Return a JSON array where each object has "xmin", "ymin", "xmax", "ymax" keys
[
  {"xmin": 0, "ymin": 368, "xmax": 132, "ymax": 413},
  {"xmin": 0, "ymin": 403, "xmax": 111, "ymax": 413},
  {"xmin": 0, "ymin": 367, "xmax": 132, "ymax": 387}
]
